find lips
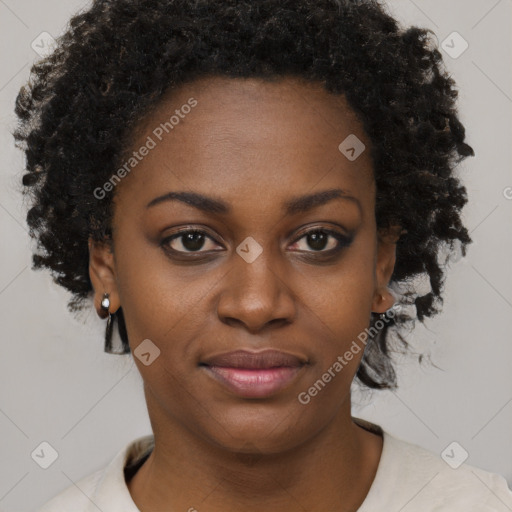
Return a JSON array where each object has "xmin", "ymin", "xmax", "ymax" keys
[
  {"xmin": 200, "ymin": 349, "xmax": 308, "ymax": 399},
  {"xmin": 201, "ymin": 349, "xmax": 306, "ymax": 369}
]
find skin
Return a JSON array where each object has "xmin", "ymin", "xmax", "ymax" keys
[{"xmin": 89, "ymin": 75, "xmax": 401, "ymax": 511}]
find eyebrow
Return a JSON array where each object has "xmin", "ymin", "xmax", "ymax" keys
[{"xmin": 146, "ymin": 188, "xmax": 361, "ymax": 215}]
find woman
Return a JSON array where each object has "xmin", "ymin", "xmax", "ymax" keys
[{"xmin": 14, "ymin": 0, "xmax": 512, "ymax": 510}]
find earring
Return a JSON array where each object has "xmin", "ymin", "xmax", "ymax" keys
[
  {"xmin": 378, "ymin": 294, "xmax": 386, "ymax": 319},
  {"xmin": 371, "ymin": 293, "xmax": 390, "ymax": 320},
  {"xmin": 101, "ymin": 293, "xmax": 110, "ymax": 310},
  {"xmin": 101, "ymin": 292, "xmax": 114, "ymax": 353}
]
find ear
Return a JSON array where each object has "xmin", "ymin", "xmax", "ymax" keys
[
  {"xmin": 88, "ymin": 237, "xmax": 121, "ymax": 319},
  {"xmin": 371, "ymin": 225, "xmax": 403, "ymax": 314}
]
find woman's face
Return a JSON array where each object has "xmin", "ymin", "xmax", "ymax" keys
[{"xmin": 89, "ymin": 76, "xmax": 397, "ymax": 453}]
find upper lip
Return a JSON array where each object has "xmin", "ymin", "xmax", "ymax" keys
[{"xmin": 201, "ymin": 349, "xmax": 307, "ymax": 369}]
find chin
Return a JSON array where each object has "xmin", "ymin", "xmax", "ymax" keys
[{"xmin": 196, "ymin": 402, "xmax": 320, "ymax": 455}]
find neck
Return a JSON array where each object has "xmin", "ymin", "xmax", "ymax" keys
[{"xmin": 128, "ymin": 396, "xmax": 383, "ymax": 512}]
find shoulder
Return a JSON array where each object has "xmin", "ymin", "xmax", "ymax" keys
[
  {"xmin": 35, "ymin": 435, "xmax": 154, "ymax": 512},
  {"xmin": 375, "ymin": 431, "xmax": 512, "ymax": 511},
  {"xmin": 353, "ymin": 418, "xmax": 512, "ymax": 511},
  {"xmin": 36, "ymin": 470, "xmax": 103, "ymax": 512}
]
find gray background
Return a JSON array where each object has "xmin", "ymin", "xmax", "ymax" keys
[{"xmin": 0, "ymin": 0, "xmax": 511, "ymax": 510}]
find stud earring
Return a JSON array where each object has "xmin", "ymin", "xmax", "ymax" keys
[
  {"xmin": 101, "ymin": 292, "xmax": 114, "ymax": 353},
  {"xmin": 101, "ymin": 293, "xmax": 110, "ymax": 310}
]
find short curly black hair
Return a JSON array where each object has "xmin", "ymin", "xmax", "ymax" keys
[{"xmin": 13, "ymin": 0, "xmax": 474, "ymax": 389}]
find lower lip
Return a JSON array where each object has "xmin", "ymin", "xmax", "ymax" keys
[{"xmin": 202, "ymin": 365, "xmax": 304, "ymax": 398}]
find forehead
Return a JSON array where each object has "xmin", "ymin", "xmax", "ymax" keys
[{"xmin": 115, "ymin": 75, "xmax": 375, "ymax": 212}]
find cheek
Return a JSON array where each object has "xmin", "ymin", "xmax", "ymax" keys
[
  {"xmin": 301, "ymin": 235, "xmax": 376, "ymax": 375},
  {"xmin": 295, "ymin": 272, "xmax": 376, "ymax": 409},
  {"xmin": 313, "ymin": 236, "xmax": 376, "ymax": 325},
  {"xmin": 111, "ymin": 227, "xmax": 213, "ymax": 347},
  {"xmin": 118, "ymin": 273, "xmax": 212, "ymax": 360}
]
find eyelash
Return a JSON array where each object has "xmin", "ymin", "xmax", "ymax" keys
[{"xmin": 160, "ymin": 227, "xmax": 353, "ymax": 258}]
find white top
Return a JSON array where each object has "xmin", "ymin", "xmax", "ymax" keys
[{"xmin": 37, "ymin": 420, "xmax": 512, "ymax": 511}]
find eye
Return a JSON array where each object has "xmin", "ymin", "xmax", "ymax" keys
[
  {"xmin": 289, "ymin": 228, "xmax": 353, "ymax": 253},
  {"xmin": 161, "ymin": 226, "xmax": 353, "ymax": 258},
  {"xmin": 162, "ymin": 229, "xmax": 222, "ymax": 253}
]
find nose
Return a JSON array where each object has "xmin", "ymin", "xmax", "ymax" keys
[{"xmin": 216, "ymin": 245, "xmax": 297, "ymax": 334}]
